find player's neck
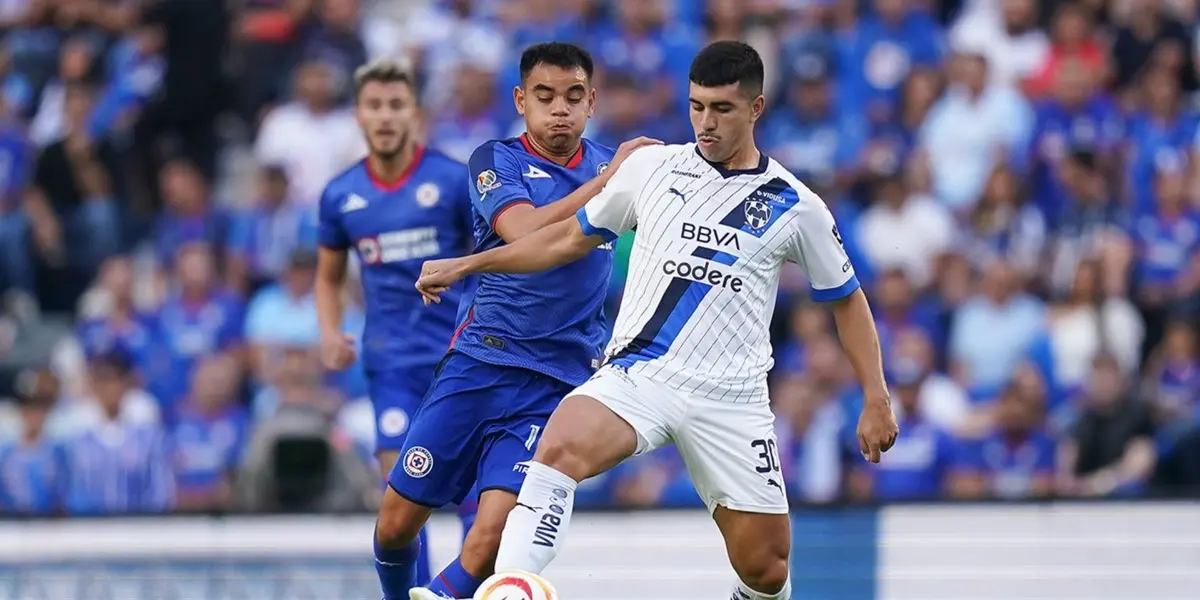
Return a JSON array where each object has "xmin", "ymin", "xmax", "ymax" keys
[
  {"xmin": 368, "ymin": 144, "xmax": 419, "ymax": 184},
  {"xmin": 721, "ymin": 144, "xmax": 762, "ymax": 172},
  {"xmin": 523, "ymin": 132, "xmax": 580, "ymax": 166}
]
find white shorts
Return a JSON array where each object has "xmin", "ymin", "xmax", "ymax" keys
[{"xmin": 571, "ymin": 365, "xmax": 789, "ymax": 515}]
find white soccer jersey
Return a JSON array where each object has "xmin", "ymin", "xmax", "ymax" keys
[{"xmin": 576, "ymin": 143, "xmax": 859, "ymax": 404}]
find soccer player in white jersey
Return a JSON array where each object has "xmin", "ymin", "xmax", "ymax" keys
[{"xmin": 415, "ymin": 41, "xmax": 899, "ymax": 600}]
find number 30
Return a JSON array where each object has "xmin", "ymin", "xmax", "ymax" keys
[{"xmin": 751, "ymin": 438, "xmax": 780, "ymax": 474}]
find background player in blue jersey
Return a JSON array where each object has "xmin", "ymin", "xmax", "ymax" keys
[
  {"xmin": 371, "ymin": 43, "xmax": 658, "ymax": 600},
  {"xmin": 313, "ymin": 58, "xmax": 475, "ymax": 591}
]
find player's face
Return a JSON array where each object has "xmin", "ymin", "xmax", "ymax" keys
[
  {"xmin": 688, "ymin": 82, "xmax": 764, "ymax": 164},
  {"xmin": 515, "ymin": 64, "xmax": 594, "ymax": 154},
  {"xmin": 356, "ymin": 80, "xmax": 418, "ymax": 160}
]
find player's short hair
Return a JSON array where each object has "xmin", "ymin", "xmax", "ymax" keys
[
  {"xmin": 519, "ymin": 42, "xmax": 594, "ymax": 83},
  {"xmin": 689, "ymin": 41, "xmax": 765, "ymax": 98},
  {"xmin": 353, "ymin": 57, "xmax": 415, "ymax": 98}
]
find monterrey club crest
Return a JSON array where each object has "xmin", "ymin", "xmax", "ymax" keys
[
  {"xmin": 476, "ymin": 169, "xmax": 501, "ymax": 194},
  {"xmin": 744, "ymin": 199, "xmax": 772, "ymax": 231}
]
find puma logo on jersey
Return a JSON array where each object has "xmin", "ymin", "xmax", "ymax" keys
[
  {"xmin": 524, "ymin": 165, "xmax": 552, "ymax": 179},
  {"xmin": 341, "ymin": 194, "xmax": 368, "ymax": 213}
]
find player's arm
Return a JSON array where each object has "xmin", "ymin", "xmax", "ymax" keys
[
  {"xmin": 471, "ymin": 138, "xmax": 659, "ymax": 242},
  {"xmin": 788, "ymin": 198, "xmax": 896, "ymax": 462},
  {"xmin": 314, "ymin": 186, "xmax": 357, "ymax": 370},
  {"xmin": 418, "ymin": 146, "xmax": 648, "ymax": 300}
]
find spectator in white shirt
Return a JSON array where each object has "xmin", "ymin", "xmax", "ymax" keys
[
  {"xmin": 254, "ymin": 60, "xmax": 365, "ymax": 206},
  {"xmin": 921, "ymin": 51, "xmax": 1033, "ymax": 213},
  {"xmin": 858, "ymin": 169, "xmax": 956, "ymax": 289}
]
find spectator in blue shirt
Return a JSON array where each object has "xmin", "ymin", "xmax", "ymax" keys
[
  {"xmin": 173, "ymin": 356, "xmax": 249, "ymax": 512},
  {"xmin": 0, "ymin": 370, "xmax": 63, "ymax": 515},
  {"xmin": 612, "ymin": 448, "xmax": 704, "ymax": 509},
  {"xmin": 150, "ymin": 243, "xmax": 245, "ymax": 414},
  {"xmin": 155, "ymin": 159, "xmax": 230, "ymax": 270},
  {"xmin": 1124, "ymin": 68, "xmax": 1196, "ymax": 216},
  {"xmin": 1024, "ymin": 59, "xmax": 1122, "ymax": 228},
  {"xmin": 839, "ymin": 0, "xmax": 944, "ymax": 124},
  {"xmin": 588, "ymin": 0, "xmax": 698, "ymax": 117},
  {"xmin": 949, "ymin": 380, "xmax": 1056, "ymax": 500},
  {"xmin": 76, "ymin": 256, "xmax": 159, "ymax": 375},
  {"xmin": 760, "ymin": 42, "xmax": 866, "ymax": 193},
  {"xmin": 949, "ymin": 258, "xmax": 1047, "ymax": 400},
  {"xmin": 0, "ymin": 118, "xmax": 32, "ymax": 293},
  {"xmin": 847, "ymin": 361, "xmax": 956, "ymax": 501},
  {"xmin": 245, "ymin": 250, "xmax": 320, "ymax": 383},
  {"xmin": 1131, "ymin": 166, "xmax": 1200, "ymax": 317},
  {"xmin": 426, "ymin": 54, "xmax": 509, "ymax": 164},
  {"xmin": 61, "ymin": 352, "xmax": 174, "ymax": 515},
  {"xmin": 227, "ymin": 165, "xmax": 317, "ymax": 297}
]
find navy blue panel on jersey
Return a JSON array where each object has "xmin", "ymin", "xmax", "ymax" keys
[
  {"xmin": 718, "ymin": 177, "xmax": 798, "ymax": 237},
  {"xmin": 459, "ymin": 135, "xmax": 616, "ymax": 386},
  {"xmin": 317, "ymin": 147, "xmax": 475, "ymax": 375},
  {"xmin": 387, "ymin": 352, "xmax": 575, "ymax": 507},
  {"xmin": 611, "ymin": 276, "xmax": 712, "ymax": 368}
]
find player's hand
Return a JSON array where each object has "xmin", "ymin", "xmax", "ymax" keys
[
  {"xmin": 608, "ymin": 136, "xmax": 664, "ymax": 175},
  {"xmin": 856, "ymin": 394, "xmax": 899, "ymax": 464},
  {"xmin": 321, "ymin": 332, "xmax": 358, "ymax": 371},
  {"xmin": 416, "ymin": 257, "xmax": 467, "ymax": 305}
]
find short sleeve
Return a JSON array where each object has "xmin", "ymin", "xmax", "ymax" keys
[
  {"xmin": 317, "ymin": 184, "xmax": 350, "ymax": 250},
  {"xmin": 785, "ymin": 191, "xmax": 860, "ymax": 302},
  {"xmin": 467, "ymin": 142, "xmax": 533, "ymax": 229},
  {"xmin": 577, "ymin": 147, "xmax": 652, "ymax": 241}
]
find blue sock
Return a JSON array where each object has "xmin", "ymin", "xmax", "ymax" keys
[
  {"xmin": 374, "ymin": 526, "xmax": 421, "ymax": 600},
  {"xmin": 416, "ymin": 528, "xmax": 432, "ymax": 586},
  {"xmin": 428, "ymin": 556, "xmax": 486, "ymax": 599}
]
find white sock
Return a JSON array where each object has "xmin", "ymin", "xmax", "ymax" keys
[
  {"xmin": 731, "ymin": 575, "xmax": 791, "ymax": 600},
  {"xmin": 495, "ymin": 461, "xmax": 577, "ymax": 574}
]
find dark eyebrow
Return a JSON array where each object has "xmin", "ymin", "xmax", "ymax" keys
[
  {"xmin": 689, "ymin": 97, "xmax": 735, "ymax": 110},
  {"xmin": 532, "ymin": 84, "xmax": 557, "ymax": 93}
]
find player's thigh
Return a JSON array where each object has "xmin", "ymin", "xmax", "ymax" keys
[
  {"xmin": 533, "ymin": 366, "xmax": 680, "ymax": 481},
  {"xmin": 367, "ymin": 363, "xmax": 439, "ymax": 474},
  {"xmin": 675, "ymin": 398, "xmax": 789, "ymax": 516},
  {"xmin": 386, "ymin": 353, "xmax": 490, "ymax": 508}
]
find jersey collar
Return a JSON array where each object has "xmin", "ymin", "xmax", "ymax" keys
[
  {"xmin": 519, "ymin": 133, "xmax": 585, "ymax": 169},
  {"xmin": 695, "ymin": 145, "xmax": 769, "ymax": 178},
  {"xmin": 367, "ymin": 145, "xmax": 426, "ymax": 192}
]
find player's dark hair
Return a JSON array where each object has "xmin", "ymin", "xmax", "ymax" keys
[
  {"xmin": 354, "ymin": 57, "xmax": 415, "ymax": 99},
  {"xmin": 689, "ymin": 41, "xmax": 765, "ymax": 98},
  {"xmin": 519, "ymin": 42, "xmax": 594, "ymax": 83}
]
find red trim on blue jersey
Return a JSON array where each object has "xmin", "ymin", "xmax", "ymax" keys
[
  {"xmin": 518, "ymin": 133, "xmax": 584, "ymax": 169},
  {"xmin": 449, "ymin": 306, "xmax": 474, "ymax": 348},
  {"xmin": 490, "ymin": 199, "xmax": 535, "ymax": 231},
  {"xmin": 366, "ymin": 145, "xmax": 425, "ymax": 192}
]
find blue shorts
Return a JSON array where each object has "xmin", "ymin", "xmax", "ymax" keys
[
  {"xmin": 368, "ymin": 363, "xmax": 439, "ymax": 452},
  {"xmin": 388, "ymin": 351, "xmax": 574, "ymax": 508}
]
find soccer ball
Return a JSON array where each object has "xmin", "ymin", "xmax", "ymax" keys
[{"xmin": 472, "ymin": 570, "xmax": 559, "ymax": 600}]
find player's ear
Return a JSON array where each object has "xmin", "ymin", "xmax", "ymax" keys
[
  {"xmin": 750, "ymin": 94, "xmax": 765, "ymax": 123},
  {"xmin": 513, "ymin": 85, "xmax": 526, "ymax": 116},
  {"xmin": 586, "ymin": 86, "xmax": 596, "ymax": 118}
]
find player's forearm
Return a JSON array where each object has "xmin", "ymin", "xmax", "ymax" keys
[
  {"xmin": 501, "ymin": 174, "xmax": 609, "ymax": 240},
  {"xmin": 465, "ymin": 217, "xmax": 595, "ymax": 275},
  {"xmin": 830, "ymin": 289, "xmax": 889, "ymax": 402},
  {"xmin": 315, "ymin": 279, "xmax": 343, "ymax": 337}
]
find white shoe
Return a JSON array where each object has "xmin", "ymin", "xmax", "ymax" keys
[{"xmin": 408, "ymin": 587, "xmax": 462, "ymax": 600}]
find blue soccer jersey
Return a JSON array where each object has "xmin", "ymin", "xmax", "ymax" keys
[
  {"xmin": 317, "ymin": 147, "xmax": 475, "ymax": 450},
  {"xmin": 457, "ymin": 134, "xmax": 616, "ymax": 386},
  {"xmin": 389, "ymin": 135, "xmax": 616, "ymax": 509}
]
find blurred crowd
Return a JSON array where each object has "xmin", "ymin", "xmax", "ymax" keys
[{"xmin": 0, "ymin": 0, "xmax": 1198, "ymax": 516}]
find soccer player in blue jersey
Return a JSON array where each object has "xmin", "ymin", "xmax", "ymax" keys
[
  {"xmin": 373, "ymin": 42, "xmax": 658, "ymax": 600},
  {"xmin": 314, "ymin": 58, "xmax": 476, "ymax": 590}
]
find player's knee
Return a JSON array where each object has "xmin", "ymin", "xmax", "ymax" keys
[
  {"xmin": 734, "ymin": 551, "xmax": 790, "ymax": 595},
  {"xmin": 375, "ymin": 489, "xmax": 427, "ymax": 549},
  {"xmin": 531, "ymin": 430, "xmax": 590, "ymax": 481}
]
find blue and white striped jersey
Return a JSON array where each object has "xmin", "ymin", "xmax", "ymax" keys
[{"xmin": 577, "ymin": 143, "xmax": 859, "ymax": 404}]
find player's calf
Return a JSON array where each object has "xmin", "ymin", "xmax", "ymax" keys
[
  {"xmin": 495, "ymin": 394, "xmax": 638, "ymax": 574},
  {"xmin": 714, "ymin": 507, "xmax": 792, "ymax": 599},
  {"xmin": 427, "ymin": 489, "xmax": 513, "ymax": 598},
  {"xmin": 375, "ymin": 487, "xmax": 434, "ymax": 599}
]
